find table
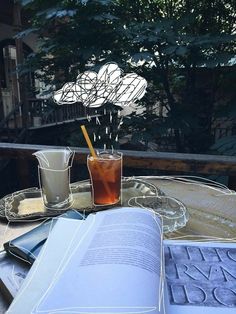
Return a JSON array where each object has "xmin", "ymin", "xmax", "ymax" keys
[
  {"xmin": 0, "ymin": 176, "xmax": 236, "ymax": 312},
  {"xmin": 147, "ymin": 176, "xmax": 236, "ymax": 240},
  {"xmin": 1, "ymin": 176, "xmax": 236, "ymax": 247}
]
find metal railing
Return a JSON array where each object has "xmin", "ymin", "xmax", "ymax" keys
[{"xmin": 28, "ymin": 99, "xmax": 88, "ymax": 128}]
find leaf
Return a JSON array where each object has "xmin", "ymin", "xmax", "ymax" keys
[
  {"xmin": 131, "ymin": 52, "xmax": 153, "ymax": 63},
  {"xmin": 14, "ymin": 28, "xmax": 39, "ymax": 39},
  {"xmin": 47, "ymin": 10, "xmax": 77, "ymax": 19},
  {"xmin": 94, "ymin": 0, "xmax": 116, "ymax": 5},
  {"xmin": 19, "ymin": 0, "xmax": 34, "ymax": 6},
  {"xmin": 191, "ymin": 34, "xmax": 236, "ymax": 48},
  {"xmin": 91, "ymin": 13, "xmax": 119, "ymax": 21},
  {"xmin": 175, "ymin": 46, "xmax": 188, "ymax": 56},
  {"xmin": 26, "ymin": 52, "xmax": 36, "ymax": 59},
  {"xmin": 40, "ymin": 45, "xmax": 57, "ymax": 54},
  {"xmin": 36, "ymin": 8, "xmax": 77, "ymax": 19},
  {"xmin": 162, "ymin": 45, "xmax": 177, "ymax": 55},
  {"xmin": 76, "ymin": 0, "xmax": 89, "ymax": 4}
]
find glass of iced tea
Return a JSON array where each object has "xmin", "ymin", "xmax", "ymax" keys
[{"xmin": 87, "ymin": 151, "xmax": 122, "ymax": 206}]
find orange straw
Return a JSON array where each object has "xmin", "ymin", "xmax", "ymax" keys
[
  {"xmin": 81, "ymin": 125, "xmax": 97, "ymax": 159},
  {"xmin": 80, "ymin": 125, "xmax": 112, "ymax": 201}
]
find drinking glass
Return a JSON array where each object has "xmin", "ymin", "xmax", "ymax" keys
[
  {"xmin": 33, "ymin": 148, "xmax": 74, "ymax": 210},
  {"xmin": 87, "ymin": 151, "xmax": 122, "ymax": 206}
]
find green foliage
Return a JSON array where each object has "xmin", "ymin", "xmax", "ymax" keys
[
  {"xmin": 18, "ymin": 0, "xmax": 236, "ymax": 153},
  {"xmin": 19, "ymin": 0, "xmax": 123, "ymax": 89},
  {"xmin": 119, "ymin": 1, "xmax": 236, "ymax": 152}
]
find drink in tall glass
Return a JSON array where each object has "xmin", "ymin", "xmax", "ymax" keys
[{"xmin": 87, "ymin": 151, "xmax": 122, "ymax": 206}]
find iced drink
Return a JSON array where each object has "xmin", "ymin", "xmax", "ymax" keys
[{"xmin": 87, "ymin": 152, "xmax": 122, "ymax": 206}]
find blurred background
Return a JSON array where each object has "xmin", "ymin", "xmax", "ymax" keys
[{"xmin": 0, "ymin": 0, "xmax": 235, "ymax": 195}]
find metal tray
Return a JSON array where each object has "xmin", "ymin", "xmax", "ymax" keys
[{"xmin": 0, "ymin": 178, "xmax": 163, "ymax": 222}]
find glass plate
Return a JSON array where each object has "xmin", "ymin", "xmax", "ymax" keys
[
  {"xmin": 128, "ymin": 195, "xmax": 189, "ymax": 233},
  {"xmin": 0, "ymin": 178, "xmax": 163, "ymax": 221}
]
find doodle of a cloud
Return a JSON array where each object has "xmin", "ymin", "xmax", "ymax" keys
[
  {"xmin": 53, "ymin": 62, "xmax": 147, "ymax": 108},
  {"xmin": 53, "ymin": 82, "xmax": 80, "ymax": 104},
  {"xmin": 108, "ymin": 73, "xmax": 147, "ymax": 106}
]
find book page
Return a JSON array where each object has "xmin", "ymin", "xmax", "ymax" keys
[
  {"xmin": 34, "ymin": 207, "xmax": 165, "ymax": 314},
  {"xmin": 164, "ymin": 240, "xmax": 236, "ymax": 314},
  {"xmin": 7, "ymin": 218, "xmax": 85, "ymax": 314}
]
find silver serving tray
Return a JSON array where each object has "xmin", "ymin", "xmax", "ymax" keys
[{"xmin": 0, "ymin": 178, "xmax": 163, "ymax": 221}]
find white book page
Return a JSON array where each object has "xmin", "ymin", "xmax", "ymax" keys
[
  {"xmin": 164, "ymin": 240, "xmax": 236, "ymax": 314},
  {"xmin": 34, "ymin": 207, "xmax": 165, "ymax": 314},
  {"xmin": 7, "ymin": 217, "xmax": 85, "ymax": 314}
]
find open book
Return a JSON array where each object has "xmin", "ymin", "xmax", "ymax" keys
[
  {"xmin": 7, "ymin": 207, "xmax": 166, "ymax": 314},
  {"xmin": 7, "ymin": 207, "xmax": 236, "ymax": 314}
]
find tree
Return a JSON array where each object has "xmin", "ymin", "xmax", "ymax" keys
[
  {"xmin": 118, "ymin": 0, "xmax": 236, "ymax": 152},
  {"xmin": 18, "ymin": 0, "xmax": 126, "ymax": 88},
  {"xmin": 18, "ymin": 0, "xmax": 236, "ymax": 153}
]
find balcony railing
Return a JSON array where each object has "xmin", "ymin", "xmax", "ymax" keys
[
  {"xmin": 1, "ymin": 142, "xmax": 236, "ymax": 193},
  {"xmin": 28, "ymin": 99, "xmax": 89, "ymax": 128}
]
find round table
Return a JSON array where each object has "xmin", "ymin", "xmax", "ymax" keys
[
  {"xmin": 1, "ymin": 176, "xmax": 236, "ymax": 247},
  {"xmin": 146, "ymin": 176, "xmax": 236, "ymax": 241},
  {"xmin": 0, "ymin": 176, "xmax": 236, "ymax": 312}
]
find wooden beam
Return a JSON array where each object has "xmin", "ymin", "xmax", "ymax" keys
[{"xmin": 0, "ymin": 142, "xmax": 236, "ymax": 176}]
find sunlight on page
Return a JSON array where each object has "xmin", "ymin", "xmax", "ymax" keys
[{"xmin": 34, "ymin": 208, "xmax": 164, "ymax": 314}]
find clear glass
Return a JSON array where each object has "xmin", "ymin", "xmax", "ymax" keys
[
  {"xmin": 38, "ymin": 166, "xmax": 73, "ymax": 210},
  {"xmin": 128, "ymin": 196, "xmax": 189, "ymax": 233},
  {"xmin": 87, "ymin": 151, "xmax": 122, "ymax": 206},
  {"xmin": 33, "ymin": 148, "xmax": 74, "ymax": 210}
]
